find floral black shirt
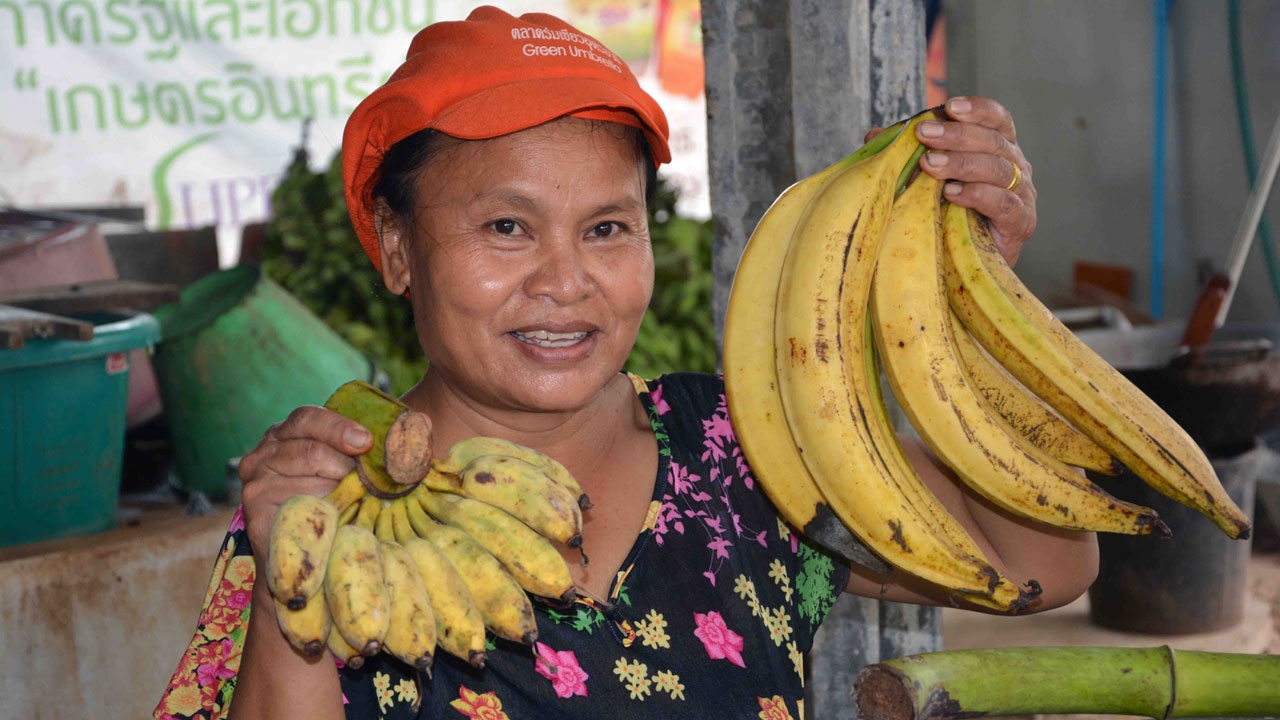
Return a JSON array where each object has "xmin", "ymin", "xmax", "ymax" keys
[{"xmin": 154, "ymin": 372, "xmax": 852, "ymax": 720}]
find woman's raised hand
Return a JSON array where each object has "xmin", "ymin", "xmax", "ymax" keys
[
  {"xmin": 236, "ymin": 406, "xmax": 373, "ymax": 556},
  {"xmin": 913, "ymin": 96, "xmax": 1037, "ymax": 266}
]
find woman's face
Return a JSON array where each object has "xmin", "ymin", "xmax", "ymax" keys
[{"xmin": 390, "ymin": 117, "xmax": 654, "ymax": 416}]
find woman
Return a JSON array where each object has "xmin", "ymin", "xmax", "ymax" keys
[{"xmin": 156, "ymin": 6, "xmax": 1082, "ymax": 720}]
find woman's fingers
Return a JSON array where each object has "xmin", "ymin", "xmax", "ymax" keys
[{"xmin": 914, "ymin": 96, "xmax": 1037, "ymax": 265}]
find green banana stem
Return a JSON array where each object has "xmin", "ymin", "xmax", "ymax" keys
[
  {"xmin": 854, "ymin": 646, "xmax": 1280, "ymax": 720},
  {"xmin": 325, "ymin": 380, "xmax": 433, "ymax": 494}
]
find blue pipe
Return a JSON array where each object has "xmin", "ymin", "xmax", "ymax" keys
[{"xmin": 1151, "ymin": 0, "xmax": 1171, "ymax": 319}]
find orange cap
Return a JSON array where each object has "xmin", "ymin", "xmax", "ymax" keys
[{"xmin": 342, "ymin": 5, "xmax": 672, "ymax": 272}]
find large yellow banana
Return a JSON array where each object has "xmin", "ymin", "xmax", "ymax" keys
[
  {"xmin": 773, "ymin": 109, "xmax": 1030, "ymax": 609},
  {"xmin": 415, "ymin": 485, "xmax": 577, "ymax": 605},
  {"xmin": 324, "ymin": 524, "xmax": 390, "ymax": 657},
  {"xmin": 722, "ymin": 124, "xmax": 898, "ymax": 575},
  {"xmin": 266, "ymin": 494, "xmax": 339, "ymax": 610},
  {"xmin": 328, "ymin": 622, "xmax": 365, "ymax": 669},
  {"xmin": 871, "ymin": 176, "xmax": 1167, "ymax": 536},
  {"xmin": 403, "ymin": 496, "xmax": 538, "ymax": 646},
  {"xmin": 379, "ymin": 541, "xmax": 437, "ymax": 673},
  {"xmin": 941, "ymin": 203, "xmax": 1251, "ymax": 539},
  {"xmin": 273, "ymin": 593, "xmax": 331, "ymax": 657},
  {"xmin": 421, "ymin": 459, "xmax": 583, "ymax": 549},
  {"xmin": 949, "ymin": 312, "xmax": 1120, "ymax": 476},
  {"xmin": 402, "ymin": 536, "xmax": 489, "ymax": 669},
  {"xmin": 435, "ymin": 436, "xmax": 591, "ymax": 509}
]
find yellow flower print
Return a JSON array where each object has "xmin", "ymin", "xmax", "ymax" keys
[
  {"xmin": 757, "ymin": 695, "xmax": 796, "ymax": 720},
  {"xmin": 733, "ymin": 574, "xmax": 757, "ymax": 601},
  {"xmin": 747, "ymin": 594, "xmax": 762, "ymax": 618},
  {"xmin": 777, "ymin": 517, "xmax": 792, "ymax": 542},
  {"xmin": 627, "ymin": 673, "xmax": 653, "ymax": 700},
  {"xmin": 765, "ymin": 606, "xmax": 792, "ymax": 646},
  {"xmin": 768, "ymin": 559, "xmax": 788, "ymax": 585},
  {"xmin": 787, "ymin": 641, "xmax": 803, "ymax": 679},
  {"xmin": 654, "ymin": 670, "xmax": 686, "ymax": 701},
  {"xmin": 373, "ymin": 671, "xmax": 395, "ymax": 712},
  {"xmin": 395, "ymin": 677, "xmax": 418, "ymax": 704},
  {"xmin": 642, "ymin": 500, "xmax": 663, "ymax": 532},
  {"xmin": 613, "ymin": 657, "xmax": 648, "ymax": 684},
  {"xmin": 636, "ymin": 609, "xmax": 671, "ymax": 649},
  {"xmin": 451, "ymin": 686, "xmax": 510, "ymax": 720}
]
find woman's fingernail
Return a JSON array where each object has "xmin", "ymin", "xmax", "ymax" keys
[
  {"xmin": 926, "ymin": 151, "xmax": 949, "ymax": 167},
  {"xmin": 345, "ymin": 428, "xmax": 371, "ymax": 448},
  {"xmin": 948, "ymin": 98, "xmax": 972, "ymax": 114},
  {"xmin": 944, "ymin": 181, "xmax": 963, "ymax": 197},
  {"xmin": 918, "ymin": 121, "xmax": 944, "ymax": 138}
]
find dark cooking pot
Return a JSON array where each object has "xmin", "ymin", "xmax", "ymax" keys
[{"xmin": 1072, "ymin": 320, "xmax": 1280, "ymax": 455}]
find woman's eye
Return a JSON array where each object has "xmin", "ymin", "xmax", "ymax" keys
[
  {"xmin": 590, "ymin": 222, "xmax": 619, "ymax": 238},
  {"xmin": 491, "ymin": 219, "xmax": 518, "ymax": 235}
]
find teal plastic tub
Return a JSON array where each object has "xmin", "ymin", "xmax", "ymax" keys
[{"xmin": 0, "ymin": 312, "xmax": 161, "ymax": 547}]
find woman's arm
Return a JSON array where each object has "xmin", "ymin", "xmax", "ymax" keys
[{"xmin": 844, "ymin": 434, "xmax": 1099, "ymax": 613}]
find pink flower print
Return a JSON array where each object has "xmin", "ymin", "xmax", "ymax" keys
[
  {"xmin": 534, "ymin": 642, "xmax": 589, "ymax": 699},
  {"xmin": 228, "ymin": 506, "xmax": 246, "ymax": 533},
  {"xmin": 693, "ymin": 611, "xmax": 746, "ymax": 667},
  {"xmin": 650, "ymin": 384, "xmax": 671, "ymax": 415},
  {"xmin": 194, "ymin": 637, "xmax": 237, "ymax": 687}
]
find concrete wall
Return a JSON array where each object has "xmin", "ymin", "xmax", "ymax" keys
[
  {"xmin": 946, "ymin": 0, "xmax": 1280, "ymax": 325},
  {"xmin": 0, "ymin": 507, "xmax": 234, "ymax": 720}
]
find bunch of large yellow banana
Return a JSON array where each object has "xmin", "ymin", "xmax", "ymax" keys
[
  {"xmin": 265, "ymin": 380, "xmax": 587, "ymax": 672},
  {"xmin": 723, "ymin": 108, "xmax": 1251, "ymax": 613}
]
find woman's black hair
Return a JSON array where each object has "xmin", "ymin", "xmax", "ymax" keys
[{"xmin": 367, "ymin": 122, "xmax": 659, "ymax": 235}]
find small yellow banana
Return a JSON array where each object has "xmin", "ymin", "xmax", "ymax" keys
[
  {"xmin": 380, "ymin": 542, "xmax": 437, "ymax": 673},
  {"xmin": 327, "ymin": 622, "xmax": 365, "ymax": 669},
  {"xmin": 421, "ymin": 458, "xmax": 583, "ymax": 548},
  {"xmin": 374, "ymin": 498, "xmax": 397, "ymax": 543},
  {"xmin": 266, "ymin": 494, "xmax": 339, "ymax": 610},
  {"xmin": 404, "ymin": 496, "xmax": 538, "ymax": 646},
  {"xmin": 435, "ymin": 437, "xmax": 591, "ymax": 509},
  {"xmin": 402, "ymin": 536, "xmax": 489, "ymax": 669},
  {"xmin": 390, "ymin": 496, "xmax": 417, "ymax": 545},
  {"xmin": 324, "ymin": 470, "xmax": 367, "ymax": 516},
  {"xmin": 324, "ymin": 524, "xmax": 390, "ymax": 656},
  {"xmin": 273, "ymin": 592, "xmax": 331, "ymax": 657},
  {"xmin": 416, "ymin": 485, "xmax": 577, "ymax": 605},
  {"xmin": 353, "ymin": 495, "xmax": 381, "ymax": 534}
]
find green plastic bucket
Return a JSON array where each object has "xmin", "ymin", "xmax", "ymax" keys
[
  {"xmin": 0, "ymin": 311, "xmax": 161, "ymax": 547},
  {"xmin": 151, "ymin": 265, "xmax": 373, "ymax": 499}
]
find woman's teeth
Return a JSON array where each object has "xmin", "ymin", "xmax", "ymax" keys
[{"xmin": 513, "ymin": 330, "xmax": 589, "ymax": 348}]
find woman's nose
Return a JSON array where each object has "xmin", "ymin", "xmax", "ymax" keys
[{"xmin": 524, "ymin": 238, "xmax": 593, "ymax": 303}]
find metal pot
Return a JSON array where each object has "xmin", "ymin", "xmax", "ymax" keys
[{"xmin": 1071, "ymin": 319, "xmax": 1280, "ymax": 454}]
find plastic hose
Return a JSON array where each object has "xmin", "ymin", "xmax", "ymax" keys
[{"xmin": 1228, "ymin": 0, "xmax": 1280, "ymax": 309}]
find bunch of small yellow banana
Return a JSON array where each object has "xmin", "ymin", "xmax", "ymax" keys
[
  {"xmin": 265, "ymin": 380, "xmax": 588, "ymax": 674},
  {"xmin": 723, "ymin": 108, "xmax": 1251, "ymax": 614}
]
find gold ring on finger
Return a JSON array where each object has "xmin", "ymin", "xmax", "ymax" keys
[{"xmin": 1006, "ymin": 162, "xmax": 1022, "ymax": 192}]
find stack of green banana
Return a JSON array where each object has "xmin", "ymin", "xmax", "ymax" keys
[
  {"xmin": 266, "ymin": 380, "xmax": 589, "ymax": 675},
  {"xmin": 723, "ymin": 108, "xmax": 1252, "ymax": 614}
]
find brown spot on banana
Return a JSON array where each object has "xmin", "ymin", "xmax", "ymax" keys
[
  {"xmin": 474, "ymin": 472, "xmax": 495, "ymax": 485},
  {"xmin": 887, "ymin": 519, "xmax": 910, "ymax": 552}
]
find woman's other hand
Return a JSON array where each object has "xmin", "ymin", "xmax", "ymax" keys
[
  {"xmin": 915, "ymin": 96, "xmax": 1036, "ymax": 266},
  {"xmin": 236, "ymin": 406, "xmax": 372, "ymax": 556},
  {"xmin": 864, "ymin": 96, "xmax": 1037, "ymax": 266}
]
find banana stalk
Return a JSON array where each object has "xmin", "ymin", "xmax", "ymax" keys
[
  {"xmin": 854, "ymin": 646, "xmax": 1280, "ymax": 720},
  {"xmin": 325, "ymin": 380, "xmax": 433, "ymax": 495}
]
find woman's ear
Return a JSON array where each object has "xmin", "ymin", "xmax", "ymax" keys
[{"xmin": 374, "ymin": 199, "xmax": 412, "ymax": 296}]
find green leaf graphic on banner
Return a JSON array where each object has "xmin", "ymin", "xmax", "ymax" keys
[{"xmin": 151, "ymin": 131, "xmax": 218, "ymax": 229}]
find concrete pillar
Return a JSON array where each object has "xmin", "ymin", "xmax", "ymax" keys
[{"xmin": 703, "ymin": 1, "xmax": 939, "ymax": 717}]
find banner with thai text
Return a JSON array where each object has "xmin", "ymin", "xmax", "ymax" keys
[{"xmin": 0, "ymin": 0, "xmax": 707, "ymax": 263}]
